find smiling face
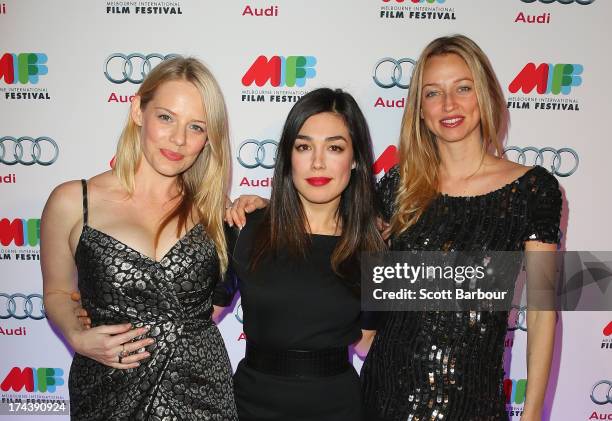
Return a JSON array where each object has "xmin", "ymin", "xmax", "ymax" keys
[
  {"xmin": 131, "ymin": 79, "xmax": 208, "ymax": 177},
  {"xmin": 290, "ymin": 112, "xmax": 354, "ymax": 208},
  {"xmin": 420, "ymin": 53, "xmax": 481, "ymax": 146}
]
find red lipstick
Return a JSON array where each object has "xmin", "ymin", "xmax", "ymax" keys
[
  {"xmin": 306, "ymin": 177, "xmax": 332, "ymax": 186},
  {"xmin": 160, "ymin": 149, "xmax": 184, "ymax": 161}
]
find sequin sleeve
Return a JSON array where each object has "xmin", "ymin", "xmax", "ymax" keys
[
  {"xmin": 375, "ymin": 165, "xmax": 400, "ymax": 222},
  {"xmin": 523, "ymin": 167, "xmax": 563, "ymax": 244},
  {"xmin": 212, "ymin": 224, "xmax": 240, "ymax": 307}
]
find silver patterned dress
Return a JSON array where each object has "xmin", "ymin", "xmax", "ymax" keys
[{"xmin": 69, "ymin": 180, "xmax": 238, "ymax": 421}]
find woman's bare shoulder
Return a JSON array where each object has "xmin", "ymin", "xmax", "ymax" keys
[
  {"xmin": 44, "ymin": 171, "xmax": 114, "ymax": 222},
  {"xmin": 486, "ymin": 156, "xmax": 531, "ymax": 180}
]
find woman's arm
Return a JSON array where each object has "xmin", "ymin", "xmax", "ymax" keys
[
  {"xmin": 212, "ymin": 224, "xmax": 241, "ymax": 323},
  {"xmin": 354, "ymin": 329, "xmax": 376, "ymax": 358},
  {"xmin": 41, "ymin": 181, "xmax": 152, "ymax": 369},
  {"xmin": 521, "ymin": 240, "xmax": 557, "ymax": 421},
  {"xmin": 225, "ymin": 195, "xmax": 268, "ymax": 228},
  {"xmin": 42, "ymin": 182, "xmax": 93, "ymax": 346}
]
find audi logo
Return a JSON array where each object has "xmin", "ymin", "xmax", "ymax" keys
[
  {"xmin": 503, "ymin": 146, "xmax": 578, "ymax": 177},
  {"xmin": 237, "ymin": 139, "xmax": 278, "ymax": 169},
  {"xmin": 591, "ymin": 380, "xmax": 612, "ymax": 405},
  {"xmin": 372, "ymin": 57, "xmax": 416, "ymax": 89},
  {"xmin": 0, "ymin": 293, "xmax": 45, "ymax": 320},
  {"xmin": 0, "ymin": 136, "xmax": 59, "ymax": 166},
  {"xmin": 520, "ymin": 0, "xmax": 594, "ymax": 4},
  {"xmin": 234, "ymin": 302, "xmax": 243, "ymax": 324},
  {"xmin": 507, "ymin": 305, "xmax": 527, "ymax": 332},
  {"xmin": 104, "ymin": 53, "xmax": 179, "ymax": 84}
]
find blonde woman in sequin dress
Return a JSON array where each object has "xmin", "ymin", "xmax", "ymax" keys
[{"xmin": 360, "ymin": 35, "xmax": 560, "ymax": 421}]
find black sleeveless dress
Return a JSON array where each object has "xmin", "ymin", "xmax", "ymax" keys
[
  {"xmin": 68, "ymin": 180, "xmax": 238, "ymax": 420},
  {"xmin": 215, "ymin": 209, "xmax": 365, "ymax": 421},
  {"xmin": 361, "ymin": 166, "xmax": 562, "ymax": 421}
]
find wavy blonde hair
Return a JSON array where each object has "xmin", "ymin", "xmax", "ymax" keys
[
  {"xmin": 390, "ymin": 34, "xmax": 509, "ymax": 236},
  {"xmin": 114, "ymin": 56, "xmax": 230, "ymax": 274}
]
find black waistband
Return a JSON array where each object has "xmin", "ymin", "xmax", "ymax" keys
[{"xmin": 244, "ymin": 341, "xmax": 350, "ymax": 378}]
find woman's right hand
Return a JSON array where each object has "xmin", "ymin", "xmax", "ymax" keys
[
  {"xmin": 225, "ymin": 195, "xmax": 269, "ymax": 228},
  {"xmin": 69, "ymin": 291, "xmax": 154, "ymax": 369},
  {"xmin": 70, "ymin": 323, "xmax": 154, "ymax": 369}
]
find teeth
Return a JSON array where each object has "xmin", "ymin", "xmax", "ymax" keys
[{"xmin": 442, "ymin": 118, "xmax": 462, "ymax": 124}]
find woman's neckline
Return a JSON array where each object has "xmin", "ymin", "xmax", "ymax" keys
[
  {"xmin": 309, "ymin": 232, "xmax": 341, "ymax": 238},
  {"xmin": 438, "ymin": 166, "xmax": 539, "ymax": 199}
]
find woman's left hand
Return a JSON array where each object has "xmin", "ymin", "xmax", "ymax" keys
[{"xmin": 71, "ymin": 291, "xmax": 92, "ymax": 329}]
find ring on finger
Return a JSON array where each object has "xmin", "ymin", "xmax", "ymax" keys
[{"xmin": 118, "ymin": 344, "xmax": 129, "ymax": 363}]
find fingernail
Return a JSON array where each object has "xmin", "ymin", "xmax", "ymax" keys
[{"xmin": 144, "ymin": 325, "xmax": 151, "ymax": 331}]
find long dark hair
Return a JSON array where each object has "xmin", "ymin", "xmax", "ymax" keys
[{"xmin": 251, "ymin": 88, "xmax": 385, "ymax": 288}]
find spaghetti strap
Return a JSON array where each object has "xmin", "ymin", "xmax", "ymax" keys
[{"xmin": 80, "ymin": 179, "xmax": 88, "ymax": 226}]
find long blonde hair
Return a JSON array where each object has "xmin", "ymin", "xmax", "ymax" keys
[
  {"xmin": 114, "ymin": 56, "xmax": 231, "ymax": 274},
  {"xmin": 390, "ymin": 34, "xmax": 509, "ymax": 236}
]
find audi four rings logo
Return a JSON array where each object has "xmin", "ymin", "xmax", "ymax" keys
[
  {"xmin": 234, "ymin": 302, "xmax": 243, "ymax": 324},
  {"xmin": 237, "ymin": 139, "xmax": 278, "ymax": 169},
  {"xmin": 503, "ymin": 146, "xmax": 578, "ymax": 177},
  {"xmin": 591, "ymin": 380, "xmax": 612, "ymax": 405},
  {"xmin": 0, "ymin": 137, "xmax": 59, "ymax": 166},
  {"xmin": 373, "ymin": 57, "xmax": 416, "ymax": 89},
  {"xmin": 520, "ymin": 0, "xmax": 594, "ymax": 4},
  {"xmin": 104, "ymin": 53, "xmax": 179, "ymax": 84},
  {"xmin": 0, "ymin": 293, "xmax": 45, "ymax": 320}
]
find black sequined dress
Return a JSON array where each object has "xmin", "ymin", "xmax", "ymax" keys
[
  {"xmin": 68, "ymin": 180, "xmax": 238, "ymax": 420},
  {"xmin": 361, "ymin": 166, "xmax": 562, "ymax": 421}
]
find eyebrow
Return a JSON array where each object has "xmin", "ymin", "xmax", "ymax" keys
[
  {"xmin": 296, "ymin": 134, "xmax": 348, "ymax": 142},
  {"xmin": 423, "ymin": 78, "xmax": 474, "ymax": 88},
  {"xmin": 154, "ymin": 107, "xmax": 206, "ymax": 124}
]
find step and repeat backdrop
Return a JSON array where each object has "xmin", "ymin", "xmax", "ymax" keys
[{"xmin": 1, "ymin": 0, "xmax": 611, "ymax": 420}]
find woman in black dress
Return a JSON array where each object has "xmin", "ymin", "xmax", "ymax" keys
[
  {"xmin": 217, "ymin": 88, "xmax": 385, "ymax": 420},
  {"xmin": 360, "ymin": 35, "xmax": 561, "ymax": 420},
  {"xmin": 41, "ymin": 57, "xmax": 238, "ymax": 420}
]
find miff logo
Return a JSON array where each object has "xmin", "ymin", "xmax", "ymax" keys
[
  {"xmin": 242, "ymin": 56, "xmax": 316, "ymax": 87},
  {"xmin": 0, "ymin": 218, "xmax": 40, "ymax": 247},
  {"xmin": 373, "ymin": 145, "xmax": 399, "ymax": 176},
  {"xmin": 509, "ymin": 63, "xmax": 583, "ymax": 95},
  {"xmin": 504, "ymin": 378, "xmax": 527, "ymax": 404},
  {"xmin": 1, "ymin": 367, "xmax": 64, "ymax": 393},
  {"xmin": 604, "ymin": 321, "xmax": 612, "ymax": 336},
  {"xmin": 0, "ymin": 53, "xmax": 48, "ymax": 84}
]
